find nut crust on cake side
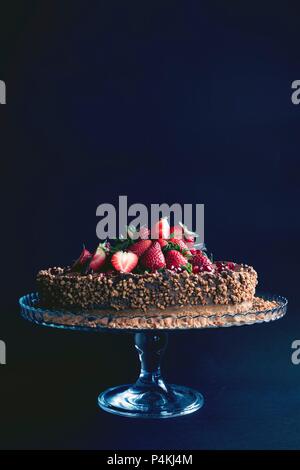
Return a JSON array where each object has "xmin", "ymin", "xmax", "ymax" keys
[{"xmin": 36, "ymin": 264, "xmax": 258, "ymax": 314}]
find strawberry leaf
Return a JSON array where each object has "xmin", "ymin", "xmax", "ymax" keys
[
  {"xmin": 133, "ymin": 264, "xmax": 148, "ymax": 274},
  {"xmin": 162, "ymin": 242, "xmax": 191, "ymax": 259},
  {"xmin": 181, "ymin": 262, "xmax": 192, "ymax": 274},
  {"xmin": 110, "ymin": 237, "xmax": 135, "ymax": 254},
  {"xmin": 157, "ymin": 267, "xmax": 166, "ymax": 273},
  {"xmin": 162, "ymin": 242, "xmax": 181, "ymax": 253}
]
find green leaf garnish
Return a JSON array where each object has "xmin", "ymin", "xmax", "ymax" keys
[
  {"xmin": 162, "ymin": 242, "xmax": 192, "ymax": 259},
  {"xmin": 110, "ymin": 237, "xmax": 135, "ymax": 254},
  {"xmin": 181, "ymin": 262, "xmax": 193, "ymax": 274}
]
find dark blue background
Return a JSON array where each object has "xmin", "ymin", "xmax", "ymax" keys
[{"xmin": 0, "ymin": 1, "xmax": 300, "ymax": 449}]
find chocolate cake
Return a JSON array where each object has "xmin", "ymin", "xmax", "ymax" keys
[
  {"xmin": 36, "ymin": 218, "xmax": 259, "ymax": 325},
  {"xmin": 37, "ymin": 264, "xmax": 257, "ymax": 312}
]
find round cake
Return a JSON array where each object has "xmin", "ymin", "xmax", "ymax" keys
[
  {"xmin": 37, "ymin": 264, "xmax": 257, "ymax": 314},
  {"xmin": 36, "ymin": 218, "xmax": 258, "ymax": 326}
]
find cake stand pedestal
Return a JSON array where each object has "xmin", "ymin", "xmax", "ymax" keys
[
  {"xmin": 99, "ymin": 331, "xmax": 203, "ymax": 418},
  {"xmin": 19, "ymin": 293, "xmax": 287, "ymax": 419}
]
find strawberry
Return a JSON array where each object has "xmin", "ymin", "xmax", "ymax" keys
[
  {"xmin": 128, "ymin": 240, "xmax": 152, "ymax": 257},
  {"xmin": 153, "ymin": 217, "xmax": 170, "ymax": 240},
  {"xmin": 191, "ymin": 251, "xmax": 214, "ymax": 272},
  {"xmin": 165, "ymin": 250, "xmax": 188, "ymax": 270},
  {"xmin": 72, "ymin": 246, "xmax": 92, "ymax": 272},
  {"xmin": 141, "ymin": 241, "xmax": 166, "ymax": 271},
  {"xmin": 158, "ymin": 238, "xmax": 168, "ymax": 248},
  {"xmin": 111, "ymin": 251, "xmax": 138, "ymax": 273},
  {"xmin": 168, "ymin": 238, "xmax": 190, "ymax": 254},
  {"xmin": 169, "ymin": 225, "xmax": 184, "ymax": 239},
  {"xmin": 139, "ymin": 226, "xmax": 150, "ymax": 239},
  {"xmin": 185, "ymin": 241, "xmax": 195, "ymax": 249},
  {"xmin": 227, "ymin": 262, "xmax": 236, "ymax": 270},
  {"xmin": 190, "ymin": 251, "xmax": 205, "ymax": 263},
  {"xmin": 89, "ymin": 243, "xmax": 107, "ymax": 272},
  {"xmin": 215, "ymin": 261, "xmax": 235, "ymax": 272},
  {"xmin": 128, "ymin": 225, "xmax": 150, "ymax": 240},
  {"xmin": 177, "ymin": 222, "xmax": 198, "ymax": 244}
]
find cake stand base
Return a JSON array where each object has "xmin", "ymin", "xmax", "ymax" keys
[
  {"xmin": 97, "ymin": 331, "xmax": 204, "ymax": 418},
  {"xmin": 98, "ymin": 384, "xmax": 203, "ymax": 418}
]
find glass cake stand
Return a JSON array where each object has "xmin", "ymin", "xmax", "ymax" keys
[{"xmin": 19, "ymin": 293, "xmax": 287, "ymax": 419}]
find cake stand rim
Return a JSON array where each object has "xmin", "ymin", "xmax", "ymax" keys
[{"xmin": 18, "ymin": 292, "xmax": 288, "ymax": 334}]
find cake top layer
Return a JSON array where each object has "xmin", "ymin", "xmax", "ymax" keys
[{"xmin": 36, "ymin": 218, "xmax": 258, "ymax": 311}]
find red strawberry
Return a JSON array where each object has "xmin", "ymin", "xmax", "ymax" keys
[
  {"xmin": 72, "ymin": 246, "xmax": 92, "ymax": 271},
  {"xmin": 169, "ymin": 225, "xmax": 183, "ymax": 239},
  {"xmin": 215, "ymin": 261, "xmax": 235, "ymax": 272},
  {"xmin": 199, "ymin": 262, "xmax": 213, "ymax": 273},
  {"xmin": 165, "ymin": 250, "xmax": 188, "ymax": 270},
  {"xmin": 184, "ymin": 238, "xmax": 195, "ymax": 249},
  {"xmin": 139, "ymin": 226, "xmax": 150, "ymax": 239},
  {"xmin": 128, "ymin": 240, "xmax": 152, "ymax": 257},
  {"xmin": 128, "ymin": 225, "xmax": 150, "ymax": 240},
  {"xmin": 141, "ymin": 241, "xmax": 166, "ymax": 271},
  {"xmin": 179, "ymin": 222, "xmax": 198, "ymax": 244},
  {"xmin": 111, "ymin": 251, "xmax": 138, "ymax": 273},
  {"xmin": 227, "ymin": 262, "xmax": 235, "ymax": 270},
  {"xmin": 169, "ymin": 238, "xmax": 191, "ymax": 254},
  {"xmin": 183, "ymin": 233, "xmax": 195, "ymax": 244},
  {"xmin": 215, "ymin": 262, "xmax": 226, "ymax": 272},
  {"xmin": 158, "ymin": 238, "xmax": 168, "ymax": 248},
  {"xmin": 190, "ymin": 251, "xmax": 205, "ymax": 264},
  {"xmin": 191, "ymin": 251, "xmax": 213, "ymax": 272},
  {"xmin": 89, "ymin": 243, "xmax": 107, "ymax": 272},
  {"xmin": 153, "ymin": 217, "xmax": 170, "ymax": 240}
]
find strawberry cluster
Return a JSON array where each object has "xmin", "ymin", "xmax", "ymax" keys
[{"xmin": 71, "ymin": 218, "xmax": 235, "ymax": 275}]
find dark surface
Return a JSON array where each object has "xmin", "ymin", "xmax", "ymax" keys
[{"xmin": 0, "ymin": 1, "xmax": 300, "ymax": 449}]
